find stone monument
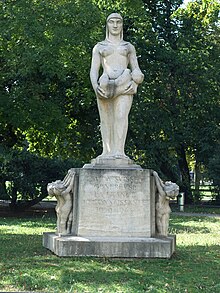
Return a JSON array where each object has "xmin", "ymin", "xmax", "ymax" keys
[{"xmin": 43, "ymin": 13, "xmax": 178, "ymax": 258}]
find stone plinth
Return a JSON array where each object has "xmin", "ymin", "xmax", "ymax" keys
[
  {"xmin": 43, "ymin": 167, "xmax": 176, "ymax": 258},
  {"xmin": 77, "ymin": 168, "xmax": 155, "ymax": 237},
  {"xmin": 83, "ymin": 156, "xmax": 141, "ymax": 169},
  {"xmin": 43, "ymin": 233, "xmax": 176, "ymax": 258}
]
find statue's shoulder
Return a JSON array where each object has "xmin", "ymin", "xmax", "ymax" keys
[
  {"xmin": 92, "ymin": 41, "xmax": 107, "ymax": 51},
  {"xmin": 121, "ymin": 41, "xmax": 135, "ymax": 51},
  {"xmin": 127, "ymin": 42, "xmax": 135, "ymax": 50},
  {"xmin": 96, "ymin": 40, "xmax": 108, "ymax": 46},
  {"xmin": 121, "ymin": 40, "xmax": 130, "ymax": 46}
]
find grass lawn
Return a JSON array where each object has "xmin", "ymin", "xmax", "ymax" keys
[
  {"xmin": 0, "ymin": 214, "xmax": 219, "ymax": 293},
  {"xmin": 171, "ymin": 204, "xmax": 220, "ymax": 215}
]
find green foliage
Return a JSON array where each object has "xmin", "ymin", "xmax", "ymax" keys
[
  {"xmin": 0, "ymin": 215, "xmax": 219, "ymax": 292},
  {"xmin": 207, "ymin": 145, "xmax": 220, "ymax": 201},
  {"xmin": 0, "ymin": 147, "xmax": 80, "ymax": 210},
  {"xmin": 0, "ymin": 0, "xmax": 102, "ymax": 159},
  {"xmin": 173, "ymin": 0, "xmax": 220, "ymax": 200},
  {"xmin": 0, "ymin": 0, "xmax": 219, "ymax": 205},
  {"xmin": 125, "ymin": 0, "xmax": 220, "ymax": 201}
]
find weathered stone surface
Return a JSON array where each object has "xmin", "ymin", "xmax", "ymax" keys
[
  {"xmin": 43, "ymin": 232, "xmax": 176, "ymax": 258},
  {"xmin": 77, "ymin": 168, "xmax": 155, "ymax": 238},
  {"xmin": 83, "ymin": 156, "xmax": 141, "ymax": 169},
  {"xmin": 43, "ymin": 167, "xmax": 176, "ymax": 258},
  {"xmin": 42, "ymin": 11, "xmax": 177, "ymax": 259},
  {"xmin": 47, "ymin": 169, "xmax": 76, "ymax": 235},
  {"xmin": 153, "ymin": 171, "xmax": 179, "ymax": 236},
  {"xmin": 90, "ymin": 13, "xmax": 144, "ymax": 159}
]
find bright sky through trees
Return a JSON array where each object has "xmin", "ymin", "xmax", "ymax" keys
[{"xmin": 182, "ymin": 0, "xmax": 191, "ymax": 6}]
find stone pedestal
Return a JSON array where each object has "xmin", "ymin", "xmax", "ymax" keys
[
  {"xmin": 43, "ymin": 167, "xmax": 176, "ymax": 258},
  {"xmin": 77, "ymin": 168, "xmax": 155, "ymax": 237},
  {"xmin": 43, "ymin": 233, "xmax": 176, "ymax": 258},
  {"xmin": 83, "ymin": 156, "xmax": 141, "ymax": 170}
]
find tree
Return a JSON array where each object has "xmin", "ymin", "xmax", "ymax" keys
[
  {"xmin": 0, "ymin": 0, "xmax": 102, "ymax": 210},
  {"xmin": 173, "ymin": 0, "xmax": 220, "ymax": 201},
  {"xmin": 0, "ymin": 0, "xmax": 102, "ymax": 160},
  {"xmin": 0, "ymin": 146, "xmax": 81, "ymax": 211},
  {"xmin": 1, "ymin": 0, "xmax": 219, "ymax": 209},
  {"xmin": 126, "ymin": 0, "xmax": 220, "ymax": 202}
]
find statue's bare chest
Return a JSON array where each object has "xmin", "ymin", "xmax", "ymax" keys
[{"xmin": 99, "ymin": 44, "xmax": 129, "ymax": 58}]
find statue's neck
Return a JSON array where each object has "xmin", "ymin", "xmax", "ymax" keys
[{"xmin": 106, "ymin": 34, "xmax": 122, "ymax": 44}]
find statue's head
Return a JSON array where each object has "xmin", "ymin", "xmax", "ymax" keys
[
  {"xmin": 106, "ymin": 13, "xmax": 123, "ymax": 40},
  {"xmin": 47, "ymin": 180, "xmax": 65, "ymax": 196},
  {"xmin": 164, "ymin": 181, "xmax": 179, "ymax": 199}
]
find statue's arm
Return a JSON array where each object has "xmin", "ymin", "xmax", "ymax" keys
[
  {"xmin": 90, "ymin": 44, "xmax": 108, "ymax": 99},
  {"xmin": 153, "ymin": 171, "xmax": 166, "ymax": 197},
  {"xmin": 128, "ymin": 44, "xmax": 139, "ymax": 70},
  {"xmin": 62, "ymin": 172, "xmax": 71, "ymax": 186},
  {"xmin": 61, "ymin": 172, "xmax": 75, "ymax": 196},
  {"xmin": 90, "ymin": 45, "xmax": 101, "ymax": 92},
  {"xmin": 128, "ymin": 44, "xmax": 144, "ymax": 84}
]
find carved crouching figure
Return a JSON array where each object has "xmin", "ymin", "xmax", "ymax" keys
[
  {"xmin": 153, "ymin": 171, "xmax": 179, "ymax": 237},
  {"xmin": 47, "ymin": 169, "xmax": 75, "ymax": 235}
]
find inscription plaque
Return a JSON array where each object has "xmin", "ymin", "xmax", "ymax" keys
[{"xmin": 77, "ymin": 169, "xmax": 154, "ymax": 237}]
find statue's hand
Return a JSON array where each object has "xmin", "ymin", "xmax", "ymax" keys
[
  {"xmin": 96, "ymin": 86, "xmax": 108, "ymax": 99},
  {"xmin": 124, "ymin": 81, "xmax": 137, "ymax": 95},
  {"xmin": 131, "ymin": 69, "xmax": 144, "ymax": 84},
  {"xmin": 153, "ymin": 171, "xmax": 158, "ymax": 177}
]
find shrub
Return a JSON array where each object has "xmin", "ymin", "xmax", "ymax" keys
[{"xmin": 0, "ymin": 147, "xmax": 81, "ymax": 211}]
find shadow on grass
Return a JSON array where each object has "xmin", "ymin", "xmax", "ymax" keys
[
  {"xmin": 0, "ymin": 215, "xmax": 56, "ymax": 228},
  {"xmin": 48, "ymin": 245, "xmax": 220, "ymax": 292},
  {"xmin": 169, "ymin": 215, "xmax": 219, "ymax": 234},
  {"xmin": 0, "ymin": 233, "xmax": 49, "ymax": 261},
  {"xmin": 0, "ymin": 216, "xmax": 219, "ymax": 292},
  {"xmin": 171, "ymin": 214, "xmax": 220, "ymax": 223},
  {"xmin": 1, "ymin": 244, "xmax": 219, "ymax": 292},
  {"xmin": 0, "ymin": 230, "xmax": 219, "ymax": 292}
]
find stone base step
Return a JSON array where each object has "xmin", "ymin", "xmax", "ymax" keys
[{"xmin": 43, "ymin": 232, "xmax": 176, "ymax": 258}]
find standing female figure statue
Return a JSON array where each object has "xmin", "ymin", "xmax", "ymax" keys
[{"xmin": 90, "ymin": 13, "xmax": 144, "ymax": 160}]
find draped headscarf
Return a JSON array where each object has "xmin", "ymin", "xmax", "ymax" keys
[{"xmin": 106, "ymin": 13, "xmax": 123, "ymax": 41}]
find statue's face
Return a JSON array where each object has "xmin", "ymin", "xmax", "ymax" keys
[{"xmin": 107, "ymin": 17, "xmax": 123, "ymax": 36}]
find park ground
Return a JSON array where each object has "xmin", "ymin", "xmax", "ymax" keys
[{"xmin": 0, "ymin": 201, "xmax": 219, "ymax": 293}]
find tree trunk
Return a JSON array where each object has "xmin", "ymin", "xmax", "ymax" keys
[
  {"xmin": 176, "ymin": 144, "xmax": 192, "ymax": 204},
  {"xmin": 9, "ymin": 185, "xmax": 48, "ymax": 212},
  {"xmin": 194, "ymin": 159, "xmax": 202, "ymax": 202},
  {"xmin": 9, "ymin": 184, "xmax": 18, "ymax": 211},
  {"xmin": 0, "ymin": 179, "xmax": 9, "ymax": 200}
]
